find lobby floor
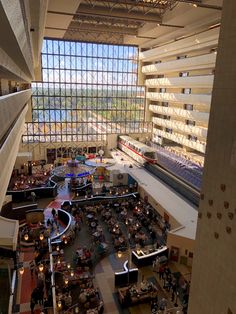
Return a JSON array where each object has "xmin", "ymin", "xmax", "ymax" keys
[{"xmin": 14, "ymin": 182, "xmax": 187, "ymax": 314}]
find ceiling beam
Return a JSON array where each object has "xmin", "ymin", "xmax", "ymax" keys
[
  {"xmin": 48, "ymin": 5, "xmax": 162, "ymax": 23},
  {"xmin": 76, "ymin": 4, "xmax": 162, "ymax": 22},
  {"xmin": 84, "ymin": 0, "xmax": 172, "ymax": 10},
  {"xmin": 46, "ymin": 23, "xmax": 138, "ymax": 35}
]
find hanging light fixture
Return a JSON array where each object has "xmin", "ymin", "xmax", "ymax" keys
[
  {"xmin": 57, "ymin": 259, "xmax": 61, "ymax": 265},
  {"xmin": 56, "ymin": 245, "xmax": 60, "ymax": 252},
  {"xmin": 64, "ymin": 238, "xmax": 68, "ymax": 245},
  {"xmin": 70, "ymin": 270, "xmax": 74, "ymax": 277},
  {"xmin": 19, "ymin": 266, "xmax": 24, "ymax": 275},
  {"xmin": 117, "ymin": 251, "xmax": 122, "ymax": 258},
  {"xmin": 24, "ymin": 234, "xmax": 29, "ymax": 241},
  {"xmin": 75, "ymin": 306, "xmax": 79, "ymax": 313},
  {"xmin": 67, "ymin": 263, "xmax": 71, "ymax": 269},
  {"xmin": 64, "ymin": 277, "xmax": 69, "ymax": 285},
  {"xmin": 58, "ymin": 300, "xmax": 62, "ymax": 308},
  {"xmin": 39, "ymin": 233, "xmax": 44, "ymax": 241},
  {"xmin": 38, "ymin": 264, "xmax": 44, "ymax": 272}
]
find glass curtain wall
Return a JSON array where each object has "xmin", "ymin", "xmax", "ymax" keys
[{"xmin": 23, "ymin": 39, "xmax": 147, "ymax": 143}]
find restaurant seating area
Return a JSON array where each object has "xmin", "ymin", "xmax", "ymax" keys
[
  {"xmin": 53, "ymin": 246, "xmax": 104, "ymax": 314},
  {"xmin": 8, "ymin": 165, "xmax": 52, "ymax": 192},
  {"xmin": 9, "ymin": 173, "xmax": 193, "ymax": 313}
]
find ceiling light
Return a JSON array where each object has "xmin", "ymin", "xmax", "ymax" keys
[
  {"xmin": 157, "ymin": 23, "xmax": 160, "ymax": 27},
  {"xmin": 192, "ymin": 4, "xmax": 198, "ymax": 8}
]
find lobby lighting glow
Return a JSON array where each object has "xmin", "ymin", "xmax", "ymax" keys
[
  {"xmin": 39, "ymin": 264, "xmax": 44, "ymax": 272},
  {"xmin": 117, "ymin": 251, "xmax": 122, "ymax": 258},
  {"xmin": 19, "ymin": 267, "xmax": 24, "ymax": 275},
  {"xmin": 67, "ymin": 263, "xmax": 71, "ymax": 269},
  {"xmin": 24, "ymin": 234, "xmax": 29, "ymax": 241},
  {"xmin": 39, "ymin": 233, "xmax": 44, "ymax": 241},
  {"xmin": 75, "ymin": 307, "xmax": 79, "ymax": 313}
]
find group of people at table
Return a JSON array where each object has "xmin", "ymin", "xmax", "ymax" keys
[
  {"xmin": 9, "ymin": 166, "xmax": 50, "ymax": 191},
  {"xmin": 53, "ymin": 245, "xmax": 104, "ymax": 313}
]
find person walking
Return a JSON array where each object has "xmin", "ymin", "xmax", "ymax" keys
[
  {"xmin": 51, "ymin": 208, "xmax": 56, "ymax": 218},
  {"xmin": 29, "ymin": 260, "xmax": 35, "ymax": 278},
  {"xmin": 30, "ymin": 296, "xmax": 36, "ymax": 314},
  {"xmin": 31, "ymin": 191, "xmax": 36, "ymax": 202}
]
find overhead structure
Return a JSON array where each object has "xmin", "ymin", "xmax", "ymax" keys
[{"xmin": 45, "ymin": 0, "xmax": 222, "ymax": 45}]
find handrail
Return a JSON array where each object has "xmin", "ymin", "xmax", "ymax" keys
[
  {"xmin": 70, "ymin": 182, "xmax": 92, "ymax": 191},
  {"xmin": 68, "ymin": 192, "xmax": 139, "ymax": 206},
  {"xmin": 48, "ymin": 239, "xmax": 57, "ymax": 314},
  {"xmin": 8, "ymin": 270, "xmax": 17, "ymax": 314},
  {"xmin": 164, "ymin": 306, "xmax": 182, "ymax": 313}
]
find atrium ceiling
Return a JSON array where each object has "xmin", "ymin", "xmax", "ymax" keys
[{"xmin": 45, "ymin": 0, "xmax": 222, "ymax": 47}]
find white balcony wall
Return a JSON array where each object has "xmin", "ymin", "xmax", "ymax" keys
[
  {"xmin": 142, "ymin": 53, "xmax": 216, "ymax": 75},
  {"xmin": 140, "ymin": 28, "xmax": 219, "ymax": 62},
  {"xmin": 0, "ymin": 105, "xmax": 28, "ymax": 211},
  {"xmin": 152, "ymin": 117, "xmax": 208, "ymax": 139},
  {"xmin": 0, "ymin": 90, "xmax": 32, "ymax": 142},
  {"xmin": 0, "ymin": 1, "xmax": 48, "ymax": 82},
  {"xmin": 149, "ymin": 105, "xmax": 209, "ymax": 123},
  {"xmin": 147, "ymin": 92, "xmax": 211, "ymax": 106},
  {"xmin": 145, "ymin": 75, "xmax": 214, "ymax": 89},
  {"xmin": 153, "ymin": 129, "xmax": 206, "ymax": 153}
]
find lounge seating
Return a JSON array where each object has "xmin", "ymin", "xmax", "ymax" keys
[{"xmin": 117, "ymin": 281, "xmax": 157, "ymax": 306}]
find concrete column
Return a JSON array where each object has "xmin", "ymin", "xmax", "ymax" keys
[{"xmin": 188, "ymin": 1, "xmax": 236, "ymax": 313}]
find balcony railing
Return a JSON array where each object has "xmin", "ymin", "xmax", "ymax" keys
[
  {"xmin": 153, "ymin": 128, "xmax": 206, "ymax": 153},
  {"xmin": 149, "ymin": 105, "xmax": 209, "ymax": 123},
  {"xmin": 147, "ymin": 92, "xmax": 211, "ymax": 107},
  {"xmin": 152, "ymin": 117, "xmax": 208, "ymax": 139}
]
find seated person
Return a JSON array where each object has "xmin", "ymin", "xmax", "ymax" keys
[
  {"xmin": 124, "ymin": 288, "xmax": 132, "ymax": 304},
  {"xmin": 79, "ymin": 291, "xmax": 87, "ymax": 303},
  {"xmin": 101, "ymin": 184, "xmax": 107, "ymax": 193},
  {"xmin": 84, "ymin": 248, "xmax": 91, "ymax": 259},
  {"xmin": 140, "ymin": 279, "xmax": 148, "ymax": 292}
]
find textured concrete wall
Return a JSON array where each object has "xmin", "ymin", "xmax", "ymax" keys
[{"xmin": 188, "ymin": 1, "xmax": 236, "ymax": 313}]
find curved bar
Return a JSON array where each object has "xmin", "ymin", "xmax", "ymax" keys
[
  {"xmin": 50, "ymin": 209, "xmax": 73, "ymax": 243},
  {"xmin": 114, "ymin": 260, "xmax": 139, "ymax": 287},
  {"xmin": 132, "ymin": 246, "xmax": 169, "ymax": 267}
]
